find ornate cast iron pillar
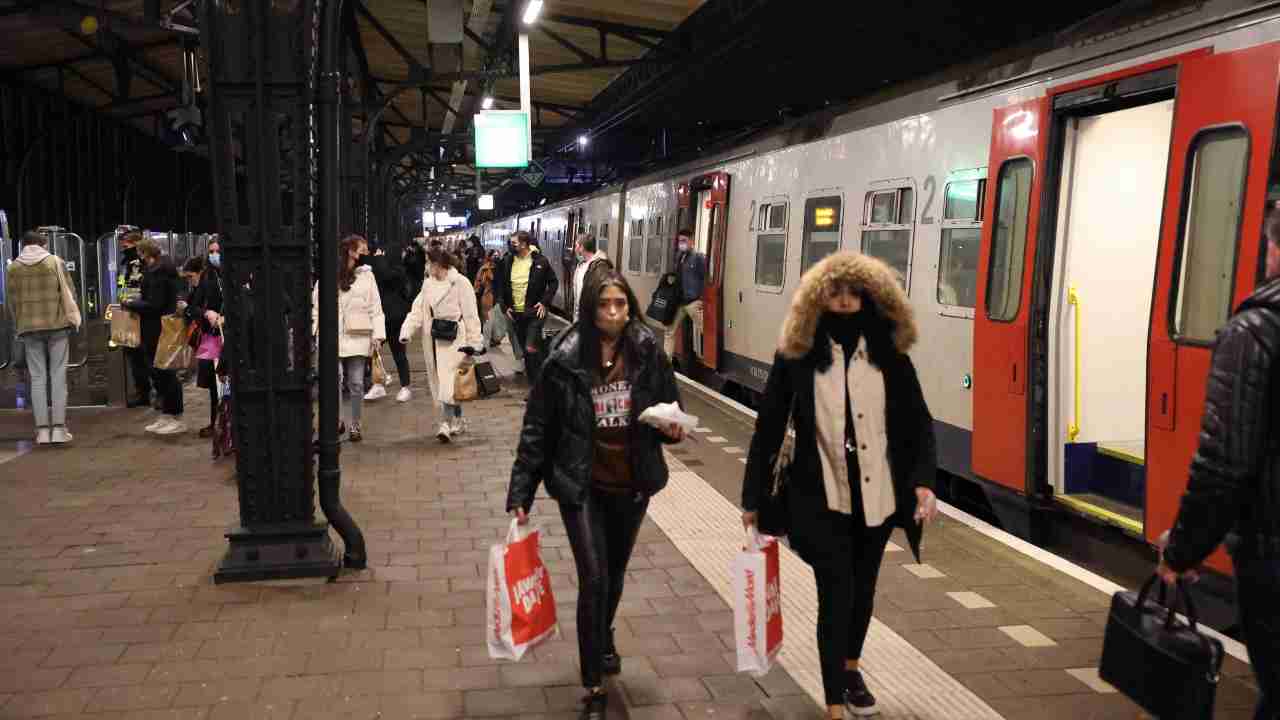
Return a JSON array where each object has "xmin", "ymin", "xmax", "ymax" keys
[{"xmin": 203, "ymin": 0, "xmax": 360, "ymax": 583}]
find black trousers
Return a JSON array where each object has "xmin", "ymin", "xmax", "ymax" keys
[
  {"xmin": 1234, "ymin": 549, "xmax": 1280, "ymax": 720},
  {"xmin": 151, "ymin": 367, "xmax": 184, "ymax": 417},
  {"xmin": 512, "ymin": 314, "xmax": 545, "ymax": 385},
  {"xmin": 813, "ymin": 519, "xmax": 894, "ymax": 706},
  {"xmin": 559, "ymin": 488, "xmax": 649, "ymax": 688},
  {"xmin": 387, "ymin": 338, "xmax": 411, "ymax": 387},
  {"xmin": 125, "ymin": 346, "xmax": 152, "ymax": 399}
]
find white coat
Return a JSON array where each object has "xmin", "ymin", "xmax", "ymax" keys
[
  {"xmin": 312, "ymin": 265, "xmax": 386, "ymax": 358},
  {"xmin": 401, "ymin": 267, "xmax": 483, "ymax": 407}
]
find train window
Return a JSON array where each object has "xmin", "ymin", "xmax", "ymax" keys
[
  {"xmin": 754, "ymin": 200, "xmax": 789, "ymax": 290},
  {"xmin": 1173, "ymin": 127, "xmax": 1248, "ymax": 342},
  {"xmin": 628, "ymin": 219, "xmax": 644, "ymax": 273},
  {"xmin": 860, "ymin": 186, "xmax": 914, "ymax": 287},
  {"xmin": 986, "ymin": 158, "xmax": 1034, "ymax": 322},
  {"xmin": 599, "ymin": 223, "xmax": 609, "ymax": 252},
  {"xmin": 938, "ymin": 179, "xmax": 986, "ymax": 309},
  {"xmin": 645, "ymin": 215, "xmax": 665, "ymax": 275},
  {"xmin": 802, "ymin": 196, "xmax": 842, "ymax": 273}
]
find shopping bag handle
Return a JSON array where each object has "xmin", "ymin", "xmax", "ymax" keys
[
  {"xmin": 744, "ymin": 526, "xmax": 771, "ymax": 553},
  {"xmin": 507, "ymin": 517, "xmax": 535, "ymax": 545}
]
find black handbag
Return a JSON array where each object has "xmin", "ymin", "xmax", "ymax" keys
[
  {"xmin": 646, "ymin": 274, "xmax": 680, "ymax": 325},
  {"xmin": 474, "ymin": 361, "xmax": 501, "ymax": 397},
  {"xmin": 428, "ymin": 286, "xmax": 459, "ymax": 342},
  {"xmin": 1099, "ymin": 575, "xmax": 1223, "ymax": 720},
  {"xmin": 755, "ymin": 397, "xmax": 795, "ymax": 537}
]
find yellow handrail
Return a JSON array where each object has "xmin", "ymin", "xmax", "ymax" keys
[{"xmin": 1067, "ymin": 285, "xmax": 1081, "ymax": 442}]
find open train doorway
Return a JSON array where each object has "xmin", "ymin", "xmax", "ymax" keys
[{"xmin": 1046, "ymin": 93, "xmax": 1175, "ymax": 535}]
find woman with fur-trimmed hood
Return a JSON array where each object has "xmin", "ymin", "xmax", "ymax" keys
[{"xmin": 742, "ymin": 251, "xmax": 938, "ymax": 719}]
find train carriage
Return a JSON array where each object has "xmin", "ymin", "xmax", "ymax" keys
[{"xmin": 472, "ymin": 0, "xmax": 1280, "ymax": 580}]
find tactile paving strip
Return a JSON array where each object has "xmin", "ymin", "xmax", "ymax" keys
[{"xmin": 648, "ymin": 454, "xmax": 1005, "ymax": 719}]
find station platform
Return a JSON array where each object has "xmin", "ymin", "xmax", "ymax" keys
[{"xmin": 0, "ymin": 338, "xmax": 1261, "ymax": 719}]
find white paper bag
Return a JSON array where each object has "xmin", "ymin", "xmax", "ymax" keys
[
  {"xmin": 486, "ymin": 519, "xmax": 559, "ymax": 661},
  {"xmin": 638, "ymin": 401, "xmax": 700, "ymax": 434},
  {"xmin": 733, "ymin": 529, "xmax": 783, "ymax": 676}
]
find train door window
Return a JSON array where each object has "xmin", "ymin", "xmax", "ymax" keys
[
  {"xmin": 628, "ymin": 218, "xmax": 644, "ymax": 273},
  {"xmin": 802, "ymin": 196, "xmax": 842, "ymax": 273},
  {"xmin": 938, "ymin": 178, "xmax": 986, "ymax": 310},
  {"xmin": 1172, "ymin": 127, "xmax": 1249, "ymax": 343},
  {"xmin": 986, "ymin": 158, "xmax": 1034, "ymax": 322},
  {"xmin": 860, "ymin": 184, "xmax": 915, "ymax": 288},
  {"xmin": 754, "ymin": 200, "xmax": 788, "ymax": 291},
  {"xmin": 599, "ymin": 223, "xmax": 609, "ymax": 252},
  {"xmin": 645, "ymin": 215, "xmax": 665, "ymax": 275}
]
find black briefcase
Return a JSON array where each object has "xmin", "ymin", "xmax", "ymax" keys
[
  {"xmin": 474, "ymin": 361, "xmax": 501, "ymax": 397},
  {"xmin": 646, "ymin": 275, "xmax": 680, "ymax": 325},
  {"xmin": 1099, "ymin": 576, "xmax": 1223, "ymax": 719}
]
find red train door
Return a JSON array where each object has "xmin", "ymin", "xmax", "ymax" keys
[
  {"xmin": 972, "ymin": 98, "xmax": 1051, "ymax": 494},
  {"xmin": 676, "ymin": 171, "xmax": 730, "ymax": 370},
  {"xmin": 1147, "ymin": 42, "xmax": 1280, "ymax": 574}
]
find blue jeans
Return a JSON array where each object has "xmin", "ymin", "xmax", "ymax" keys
[
  {"xmin": 21, "ymin": 329, "xmax": 70, "ymax": 429},
  {"xmin": 442, "ymin": 403, "xmax": 461, "ymax": 420},
  {"xmin": 1234, "ymin": 547, "xmax": 1280, "ymax": 720}
]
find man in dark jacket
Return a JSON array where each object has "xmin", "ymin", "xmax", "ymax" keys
[
  {"xmin": 1160, "ymin": 206, "xmax": 1280, "ymax": 719},
  {"xmin": 365, "ymin": 248, "xmax": 413, "ymax": 402},
  {"xmin": 501, "ymin": 230, "xmax": 558, "ymax": 383},
  {"xmin": 117, "ymin": 231, "xmax": 152, "ymax": 407},
  {"xmin": 664, "ymin": 229, "xmax": 707, "ymax": 364},
  {"xmin": 123, "ymin": 239, "xmax": 185, "ymax": 434}
]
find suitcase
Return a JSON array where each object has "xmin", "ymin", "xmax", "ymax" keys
[
  {"xmin": 474, "ymin": 361, "xmax": 501, "ymax": 397},
  {"xmin": 1099, "ymin": 575, "xmax": 1223, "ymax": 719}
]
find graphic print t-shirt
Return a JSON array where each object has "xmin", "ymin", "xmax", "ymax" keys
[{"xmin": 591, "ymin": 355, "xmax": 633, "ymax": 491}]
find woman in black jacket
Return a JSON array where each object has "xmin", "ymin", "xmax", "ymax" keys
[
  {"xmin": 742, "ymin": 251, "xmax": 938, "ymax": 720},
  {"xmin": 506, "ymin": 270, "xmax": 684, "ymax": 720},
  {"xmin": 366, "ymin": 248, "xmax": 413, "ymax": 402},
  {"xmin": 124, "ymin": 239, "xmax": 185, "ymax": 435},
  {"xmin": 184, "ymin": 240, "xmax": 224, "ymax": 437}
]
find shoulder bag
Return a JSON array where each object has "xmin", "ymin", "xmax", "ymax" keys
[
  {"xmin": 429, "ymin": 281, "xmax": 459, "ymax": 342},
  {"xmin": 343, "ymin": 281, "xmax": 373, "ymax": 335},
  {"xmin": 755, "ymin": 395, "xmax": 795, "ymax": 537}
]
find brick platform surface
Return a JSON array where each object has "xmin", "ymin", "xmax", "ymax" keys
[{"xmin": 0, "ymin": 343, "xmax": 816, "ymax": 719}]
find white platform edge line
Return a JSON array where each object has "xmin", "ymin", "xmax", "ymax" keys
[
  {"xmin": 674, "ymin": 372, "xmax": 1252, "ymax": 665},
  {"xmin": 652, "ymin": 451, "xmax": 1004, "ymax": 719}
]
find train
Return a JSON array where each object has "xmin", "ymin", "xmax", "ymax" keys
[{"xmin": 468, "ymin": 1, "xmax": 1280, "ymax": 579}]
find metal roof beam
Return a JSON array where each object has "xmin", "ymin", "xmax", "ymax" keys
[
  {"xmin": 67, "ymin": 29, "xmax": 177, "ymax": 93},
  {"xmin": 539, "ymin": 25, "xmax": 596, "ymax": 64},
  {"xmin": 354, "ymin": 1, "xmax": 429, "ymax": 76},
  {"xmin": 62, "ymin": 62, "xmax": 115, "ymax": 99},
  {"xmin": 544, "ymin": 14, "xmax": 668, "ymax": 39},
  {"xmin": 0, "ymin": 37, "xmax": 180, "ymax": 74}
]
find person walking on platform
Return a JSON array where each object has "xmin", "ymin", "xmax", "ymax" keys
[
  {"xmin": 475, "ymin": 250, "xmax": 498, "ymax": 333},
  {"xmin": 403, "ymin": 240, "xmax": 427, "ymax": 304},
  {"xmin": 7, "ymin": 229, "xmax": 81, "ymax": 445},
  {"xmin": 500, "ymin": 230, "xmax": 558, "ymax": 384},
  {"xmin": 400, "ymin": 248, "xmax": 483, "ymax": 443},
  {"xmin": 484, "ymin": 240, "xmax": 525, "ymax": 372},
  {"xmin": 741, "ymin": 251, "xmax": 938, "ymax": 719},
  {"xmin": 506, "ymin": 270, "xmax": 684, "ymax": 720},
  {"xmin": 313, "ymin": 234, "xmax": 385, "ymax": 443},
  {"xmin": 117, "ymin": 230, "xmax": 152, "ymax": 408},
  {"xmin": 1158, "ymin": 205, "xmax": 1280, "ymax": 720},
  {"xmin": 365, "ymin": 246, "xmax": 414, "ymax": 403},
  {"xmin": 571, "ymin": 232, "xmax": 612, "ymax": 323},
  {"xmin": 124, "ymin": 240, "xmax": 186, "ymax": 435},
  {"xmin": 183, "ymin": 241, "xmax": 224, "ymax": 438},
  {"xmin": 464, "ymin": 234, "xmax": 485, "ymax": 285},
  {"xmin": 663, "ymin": 229, "xmax": 706, "ymax": 365}
]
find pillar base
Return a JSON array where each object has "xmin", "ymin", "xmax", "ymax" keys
[{"xmin": 214, "ymin": 522, "xmax": 342, "ymax": 584}]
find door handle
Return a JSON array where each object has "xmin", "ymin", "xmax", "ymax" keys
[{"xmin": 1160, "ymin": 392, "xmax": 1168, "ymax": 415}]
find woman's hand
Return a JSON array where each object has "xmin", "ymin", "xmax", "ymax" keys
[
  {"xmin": 511, "ymin": 508, "xmax": 529, "ymax": 525},
  {"xmin": 660, "ymin": 422, "xmax": 684, "ymax": 442},
  {"xmin": 204, "ymin": 310, "xmax": 221, "ymax": 325},
  {"xmin": 914, "ymin": 487, "xmax": 939, "ymax": 524},
  {"xmin": 741, "ymin": 511, "xmax": 757, "ymax": 532}
]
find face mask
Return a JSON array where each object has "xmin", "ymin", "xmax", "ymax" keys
[
  {"xmin": 208, "ymin": 253, "xmax": 221, "ymax": 268},
  {"xmin": 356, "ymin": 254, "xmax": 370, "ymax": 266}
]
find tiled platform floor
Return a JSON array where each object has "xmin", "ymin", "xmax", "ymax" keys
[{"xmin": 0, "ymin": 342, "xmax": 816, "ymax": 719}]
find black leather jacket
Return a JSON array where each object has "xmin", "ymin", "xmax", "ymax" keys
[
  {"xmin": 1165, "ymin": 278, "xmax": 1280, "ymax": 571},
  {"xmin": 506, "ymin": 321, "xmax": 681, "ymax": 512}
]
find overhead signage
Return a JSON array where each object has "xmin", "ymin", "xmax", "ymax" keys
[
  {"xmin": 520, "ymin": 160, "xmax": 545, "ymax": 188},
  {"xmin": 478, "ymin": 194, "xmax": 494, "ymax": 211},
  {"xmin": 474, "ymin": 110, "xmax": 530, "ymax": 168}
]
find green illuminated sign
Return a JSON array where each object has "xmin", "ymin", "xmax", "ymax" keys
[{"xmin": 474, "ymin": 111, "xmax": 530, "ymax": 168}]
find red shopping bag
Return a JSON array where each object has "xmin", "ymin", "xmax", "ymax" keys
[
  {"xmin": 733, "ymin": 529, "xmax": 783, "ymax": 676},
  {"xmin": 486, "ymin": 519, "xmax": 559, "ymax": 660}
]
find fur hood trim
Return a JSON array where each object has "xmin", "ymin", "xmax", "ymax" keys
[{"xmin": 778, "ymin": 251, "xmax": 917, "ymax": 359}]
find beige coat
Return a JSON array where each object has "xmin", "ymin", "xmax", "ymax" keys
[
  {"xmin": 401, "ymin": 267, "xmax": 483, "ymax": 407},
  {"xmin": 312, "ymin": 266, "xmax": 386, "ymax": 358}
]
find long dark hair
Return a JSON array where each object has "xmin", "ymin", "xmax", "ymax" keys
[
  {"xmin": 577, "ymin": 270, "xmax": 643, "ymax": 381},
  {"xmin": 338, "ymin": 234, "xmax": 365, "ymax": 292}
]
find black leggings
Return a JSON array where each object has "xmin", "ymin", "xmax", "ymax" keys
[
  {"xmin": 559, "ymin": 489, "xmax": 649, "ymax": 688},
  {"xmin": 387, "ymin": 338, "xmax": 411, "ymax": 387},
  {"xmin": 813, "ymin": 520, "xmax": 894, "ymax": 706}
]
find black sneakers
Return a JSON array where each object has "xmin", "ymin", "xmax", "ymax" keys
[
  {"xmin": 843, "ymin": 670, "xmax": 878, "ymax": 716},
  {"xmin": 602, "ymin": 627, "xmax": 621, "ymax": 675},
  {"xmin": 578, "ymin": 690, "xmax": 607, "ymax": 720}
]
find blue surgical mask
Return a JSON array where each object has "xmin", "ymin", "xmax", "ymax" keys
[{"xmin": 208, "ymin": 253, "xmax": 221, "ymax": 268}]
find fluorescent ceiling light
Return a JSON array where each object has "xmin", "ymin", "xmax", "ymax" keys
[
  {"xmin": 481, "ymin": 96, "xmax": 494, "ymax": 110},
  {"xmin": 522, "ymin": 0, "xmax": 542, "ymax": 25}
]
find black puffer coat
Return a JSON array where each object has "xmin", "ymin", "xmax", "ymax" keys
[
  {"xmin": 1165, "ymin": 278, "xmax": 1280, "ymax": 570},
  {"xmin": 124, "ymin": 257, "xmax": 180, "ymax": 354},
  {"xmin": 506, "ymin": 320, "xmax": 681, "ymax": 512}
]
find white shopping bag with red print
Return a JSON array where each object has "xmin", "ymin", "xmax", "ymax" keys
[
  {"xmin": 486, "ymin": 519, "xmax": 559, "ymax": 660},
  {"xmin": 733, "ymin": 529, "xmax": 783, "ymax": 676}
]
